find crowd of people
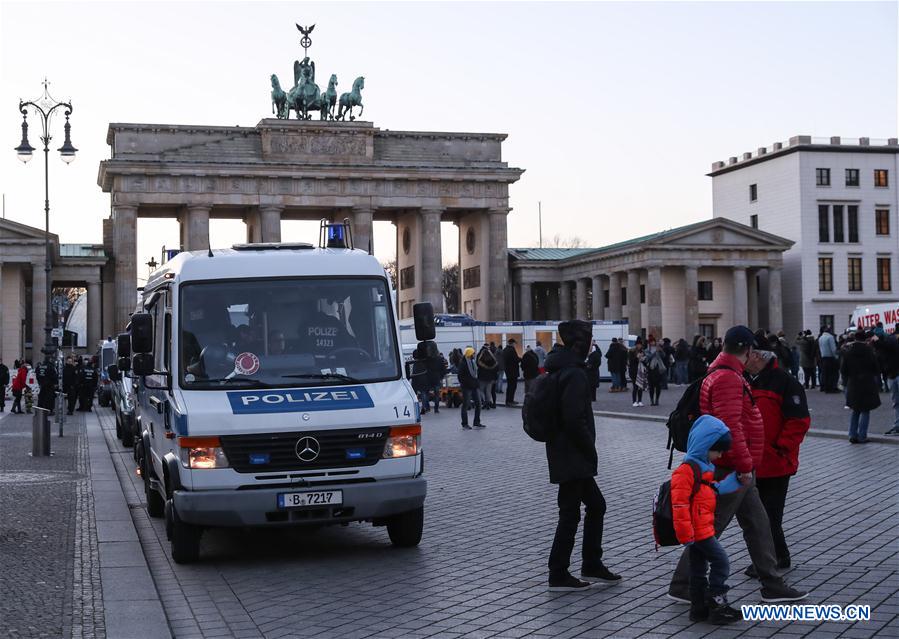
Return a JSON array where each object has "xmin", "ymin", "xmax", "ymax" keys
[{"xmin": 0, "ymin": 354, "xmax": 100, "ymax": 416}]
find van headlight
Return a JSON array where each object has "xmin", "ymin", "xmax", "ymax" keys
[
  {"xmin": 178, "ymin": 436, "xmax": 229, "ymax": 469},
  {"xmin": 383, "ymin": 425, "xmax": 421, "ymax": 458}
]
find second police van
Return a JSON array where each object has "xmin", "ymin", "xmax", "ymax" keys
[{"xmin": 129, "ymin": 223, "xmax": 429, "ymax": 563}]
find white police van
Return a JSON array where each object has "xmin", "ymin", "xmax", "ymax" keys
[{"xmin": 130, "ymin": 223, "xmax": 428, "ymax": 563}]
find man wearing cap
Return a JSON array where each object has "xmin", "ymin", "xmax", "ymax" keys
[
  {"xmin": 545, "ymin": 320, "xmax": 621, "ymax": 591},
  {"xmin": 743, "ymin": 344, "xmax": 810, "ymax": 575},
  {"xmin": 457, "ymin": 347, "xmax": 484, "ymax": 430},
  {"xmin": 502, "ymin": 338, "xmax": 522, "ymax": 406},
  {"xmin": 668, "ymin": 325, "xmax": 808, "ymax": 604}
]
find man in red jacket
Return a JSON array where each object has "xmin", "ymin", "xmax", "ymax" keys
[
  {"xmin": 668, "ymin": 325, "xmax": 808, "ymax": 604},
  {"xmin": 744, "ymin": 344, "xmax": 810, "ymax": 573}
]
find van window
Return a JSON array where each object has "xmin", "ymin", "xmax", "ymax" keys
[{"xmin": 179, "ymin": 277, "xmax": 400, "ymax": 388}]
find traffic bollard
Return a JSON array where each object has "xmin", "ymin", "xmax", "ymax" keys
[{"xmin": 32, "ymin": 407, "xmax": 51, "ymax": 457}]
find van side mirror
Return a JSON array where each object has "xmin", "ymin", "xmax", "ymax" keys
[
  {"xmin": 413, "ymin": 302, "xmax": 436, "ymax": 341},
  {"xmin": 117, "ymin": 356, "xmax": 131, "ymax": 373},
  {"xmin": 117, "ymin": 332, "xmax": 131, "ymax": 358},
  {"xmin": 132, "ymin": 353, "xmax": 155, "ymax": 377},
  {"xmin": 130, "ymin": 313, "xmax": 153, "ymax": 354},
  {"xmin": 108, "ymin": 365, "xmax": 121, "ymax": 382}
]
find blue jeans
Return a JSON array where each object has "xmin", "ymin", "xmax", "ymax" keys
[
  {"xmin": 688, "ymin": 536, "xmax": 730, "ymax": 596},
  {"xmin": 461, "ymin": 387, "xmax": 481, "ymax": 427},
  {"xmin": 675, "ymin": 361, "xmax": 688, "ymax": 385},
  {"xmin": 610, "ymin": 371, "xmax": 623, "ymax": 389},
  {"xmin": 889, "ymin": 376, "xmax": 899, "ymax": 431},
  {"xmin": 849, "ymin": 410, "xmax": 870, "ymax": 441}
]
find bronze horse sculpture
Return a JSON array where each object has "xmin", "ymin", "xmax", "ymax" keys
[
  {"xmin": 270, "ymin": 74, "xmax": 288, "ymax": 119},
  {"xmin": 336, "ymin": 76, "xmax": 365, "ymax": 121}
]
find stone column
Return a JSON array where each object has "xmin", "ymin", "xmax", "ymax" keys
[
  {"xmin": 575, "ymin": 278, "xmax": 588, "ymax": 319},
  {"xmin": 747, "ymin": 269, "xmax": 759, "ymax": 330},
  {"xmin": 487, "ymin": 209, "xmax": 509, "ymax": 320},
  {"xmin": 684, "ymin": 266, "xmax": 699, "ymax": 340},
  {"xmin": 113, "ymin": 205, "xmax": 138, "ymax": 332},
  {"xmin": 87, "ymin": 278, "xmax": 102, "ymax": 350},
  {"xmin": 547, "ymin": 285, "xmax": 560, "ymax": 320},
  {"xmin": 244, "ymin": 209, "xmax": 261, "ymax": 243},
  {"xmin": 31, "ymin": 262, "xmax": 47, "ymax": 356},
  {"xmin": 519, "ymin": 281, "xmax": 533, "ymax": 321},
  {"xmin": 420, "ymin": 208, "xmax": 443, "ymax": 310},
  {"xmin": 591, "ymin": 275, "xmax": 604, "ymax": 321},
  {"xmin": 768, "ymin": 266, "xmax": 783, "ymax": 333},
  {"xmin": 0, "ymin": 261, "xmax": 4, "ymax": 360},
  {"xmin": 559, "ymin": 281, "xmax": 572, "ymax": 320},
  {"xmin": 607, "ymin": 272, "xmax": 622, "ymax": 320},
  {"xmin": 180, "ymin": 205, "xmax": 210, "ymax": 251},
  {"xmin": 732, "ymin": 266, "xmax": 748, "ymax": 327},
  {"xmin": 626, "ymin": 270, "xmax": 641, "ymax": 334},
  {"xmin": 647, "ymin": 266, "xmax": 663, "ymax": 339},
  {"xmin": 259, "ymin": 206, "xmax": 282, "ymax": 243},
  {"xmin": 351, "ymin": 206, "xmax": 374, "ymax": 254}
]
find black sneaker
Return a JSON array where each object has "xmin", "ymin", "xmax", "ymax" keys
[
  {"xmin": 707, "ymin": 595, "xmax": 742, "ymax": 624},
  {"xmin": 760, "ymin": 584, "xmax": 808, "ymax": 603},
  {"xmin": 744, "ymin": 564, "xmax": 758, "ymax": 579},
  {"xmin": 849, "ymin": 437, "xmax": 859, "ymax": 444},
  {"xmin": 581, "ymin": 565, "xmax": 622, "ymax": 583},
  {"xmin": 474, "ymin": 423, "xmax": 486, "ymax": 428},
  {"xmin": 461, "ymin": 424, "xmax": 472, "ymax": 430},
  {"xmin": 548, "ymin": 574, "xmax": 593, "ymax": 592}
]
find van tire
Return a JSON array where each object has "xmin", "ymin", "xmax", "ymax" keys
[
  {"xmin": 169, "ymin": 504, "xmax": 201, "ymax": 564},
  {"xmin": 143, "ymin": 458, "xmax": 165, "ymax": 518},
  {"xmin": 121, "ymin": 423, "xmax": 134, "ymax": 448},
  {"xmin": 387, "ymin": 507, "xmax": 423, "ymax": 547}
]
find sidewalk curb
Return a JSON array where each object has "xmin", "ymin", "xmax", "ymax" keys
[
  {"xmin": 86, "ymin": 414, "xmax": 172, "ymax": 639},
  {"xmin": 592, "ymin": 410, "xmax": 899, "ymax": 445}
]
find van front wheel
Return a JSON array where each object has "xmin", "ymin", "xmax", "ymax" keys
[
  {"xmin": 168, "ymin": 501, "xmax": 202, "ymax": 564},
  {"xmin": 387, "ymin": 507, "xmax": 423, "ymax": 547}
]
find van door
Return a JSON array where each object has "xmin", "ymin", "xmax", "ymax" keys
[{"xmin": 145, "ymin": 290, "xmax": 174, "ymax": 481}]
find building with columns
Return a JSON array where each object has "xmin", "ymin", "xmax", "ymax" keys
[
  {"xmin": 710, "ymin": 135, "xmax": 898, "ymax": 336},
  {"xmin": 509, "ymin": 218, "xmax": 793, "ymax": 340},
  {"xmin": 97, "ymin": 119, "xmax": 522, "ymax": 331},
  {"xmin": 0, "ymin": 218, "xmax": 106, "ymax": 363}
]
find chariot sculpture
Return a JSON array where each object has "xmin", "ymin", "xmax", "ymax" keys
[{"xmin": 269, "ymin": 24, "xmax": 366, "ymax": 122}]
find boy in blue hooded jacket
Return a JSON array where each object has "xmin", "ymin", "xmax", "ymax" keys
[{"xmin": 671, "ymin": 415, "xmax": 743, "ymax": 623}]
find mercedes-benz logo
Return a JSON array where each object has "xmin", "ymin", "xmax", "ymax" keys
[{"xmin": 295, "ymin": 436, "xmax": 321, "ymax": 462}]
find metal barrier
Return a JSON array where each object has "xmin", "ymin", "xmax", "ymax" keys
[{"xmin": 31, "ymin": 407, "xmax": 51, "ymax": 457}]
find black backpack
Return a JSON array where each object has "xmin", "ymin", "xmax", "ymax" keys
[
  {"xmin": 652, "ymin": 461, "xmax": 708, "ymax": 548},
  {"xmin": 664, "ymin": 365, "xmax": 739, "ymax": 468},
  {"xmin": 522, "ymin": 371, "xmax": 560, "ymax": 442}
]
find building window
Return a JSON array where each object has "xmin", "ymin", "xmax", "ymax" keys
[
  {"xmin": 832, "ymin": 205, "xmax": 844, "ymax": 243},
  {"xmin": 848, "ymin": 205, "xmax": 858, "ymax": 243},
  {"xmin": 874, "ymin": 169, "xmax": 889, "ymax": 187},
  {"xmin": 845, "ymin": 169, "xmax": 860, "ymax": 187},
  {"xmin": 818, "ymin": 205, "xmax": 829, "ymax": 242},
  {"xmin": 749, "ymin": 184, "xmax": 757, "ymax": 202},
  {"xmin": 698, "ymin": 281, "xmax": 713, "ymax": 301},
  {"xmin": 603, "ymin": 289, "xmax": 610, "ymax": 308},
  {"xmin": 399, "ymin": 266, "xmax": 415, "ymax": 290},
  {"xmin": 818, "ymin": 257, "xmax": 833, "ymax": 292},
  {"xmin": 621, "ymin": 287, "xmax": 627, "ymax": 305},
  {"xmin": 876, "ymin": 209, "xmax": 890, "ymax": 235},
  {"xmin": 819, "ymin": 315, "xmax": 834, "ymax": 330},
  {"xmin": 848, "ymin": 257, "xmax": 863, "ymax": 292},
  {"xmin": 816, "ymin": 168, "xmax": 831, "ymax": 186},
  {"xmin": 699, "ymin": 323, "xmax": 716, "ymax": 339},
  {"xmin": 639, "ymin": 285, "xmax": 646, "ymax": 303},
  {"xmin": 750, "ymin": 214, "xmax": 758, "ymax": 229},
  {"xmin": 462, "ymin": 266, "xmax": 480, "ymax": 290},
  {"xmin": 878, "ymin": 258, "xmax": 892, "ymax": 292}
]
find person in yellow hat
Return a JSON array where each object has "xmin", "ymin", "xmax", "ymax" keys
[{"xmin": 457, "ymin": 347, "xmax": 484, "ymax": 429}]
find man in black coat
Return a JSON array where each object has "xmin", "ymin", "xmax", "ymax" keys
[
  {"xmin": 521, "ymin": 346, "xmax": 540, "ymax": 397},
  {"xmin": 77, "ymin": 361, "xmax": 97, "ymax": 412},
  {"xmin": 0, "ymin": 358, "xmax": 9, "ymax": 412},
  {"xmin": 545, "ymin": 320, "xmax": 622, "ymax": 591},
  {"xmin": 502, "ymin": 339, "xmax": 521, "ymax": 406},
  {"xmin": 35, "ymin": 355, "xmax": 58, "ymax": 413},
  {"xmin": 586, "ymin": 342, "xmax": 603, "ymax": 401},
  {"xmin": 457, "ymin": 347, "xmax": 484, "ymax": 429},
  {"xmin": 62, "ymin": 356, "xmax": 78, "ymax": 415}
]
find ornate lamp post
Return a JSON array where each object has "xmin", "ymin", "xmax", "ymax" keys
[{"xmin": 14, "ymin": 79, "xmax": 77, "ymax": 359}]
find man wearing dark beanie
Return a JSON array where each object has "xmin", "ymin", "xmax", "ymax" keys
[{"xmin": 545, "ymin": 320, "xmax": 622, "ymax": 591}]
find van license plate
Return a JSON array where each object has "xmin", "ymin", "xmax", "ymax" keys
[{"xmin": 277, "ymin": 490, "xmax": 343, "ymax": 509}]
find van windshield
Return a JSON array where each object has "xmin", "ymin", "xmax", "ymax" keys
[{"xmin": 179, "ymin": 277, "xmax": 400, "ymax": 389}]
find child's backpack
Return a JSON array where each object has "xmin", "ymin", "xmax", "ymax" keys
[
  {"xmin": 652, "ymin": 461, "xmax": 703, "ymax": 549},
  {"xmin": 664, "ymin": 365, "xmax": 739, "ymax": 468},
  {"xmin": 522, "ymin": 371, "xmax": 560, "ymax": 442}
]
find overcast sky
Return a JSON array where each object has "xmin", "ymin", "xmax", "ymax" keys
[{"xmin": 1, "ymin": 1, "xmax": 896, "ymax": 282}]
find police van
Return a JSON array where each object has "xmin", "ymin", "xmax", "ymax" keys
[{"xmin": 129, "ymin": 223, "xmax": 428, "ymax": 563}]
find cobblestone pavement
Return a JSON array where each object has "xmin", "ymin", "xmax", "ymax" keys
[
  {"xmin": 590, "ymin": 380, "xmax": 896, "ymax": 434},
  {"xmin": 95, "ymin": 403, "xmax": 898, "ymax": 639},
  {"xmin": 0, "ymin": 409, "xmax": 105, "ymax": 639}
]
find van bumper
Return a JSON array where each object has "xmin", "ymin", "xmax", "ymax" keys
[{"xmin": 171, "ymin": 477, "xmax": 427, "ymax": 527}]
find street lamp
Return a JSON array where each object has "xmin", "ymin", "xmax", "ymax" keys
[{"xmin": 14, "ymin": 79, "xmax": 77, "ymax": 360}]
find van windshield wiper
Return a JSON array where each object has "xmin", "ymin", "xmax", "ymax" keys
[
  {"xmin": 192, "ymin": 377, "xmax": 273, "ymax": 387},
  {"xmin": 281, "ymin": 373, "xmax": 362, "ymax": 384}
]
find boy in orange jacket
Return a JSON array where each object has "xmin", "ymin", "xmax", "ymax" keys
[{"xmin": 672, "ymin": 415, "xmax": 743, "ymax": 624}]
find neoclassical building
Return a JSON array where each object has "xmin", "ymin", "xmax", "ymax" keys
[
  {"xmin": 0, "ymin": 218, "xmax": 106, "ymax": 363},
  {"xmin": 508, "ymin": 218, "xmax": 794, "ymax": 340}
]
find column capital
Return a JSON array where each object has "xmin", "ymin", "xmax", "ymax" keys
[
  {"xmin": 259, "ymin": 204, "xmax": 283, "ymax": 213},
  {"xmin": 419, "ymin": 207, "xmax": 443, "ymax": 216},
  {"xmin": 112, "ymin": 203, "xmax": 138, "ymax": 213},
  {"xmin": 487, "ymin": 207, "xmax": 511, "ymax": 216},
  {"xmin": 186, "ymin": 204, "xmax": 211, "ymax": 213}
]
